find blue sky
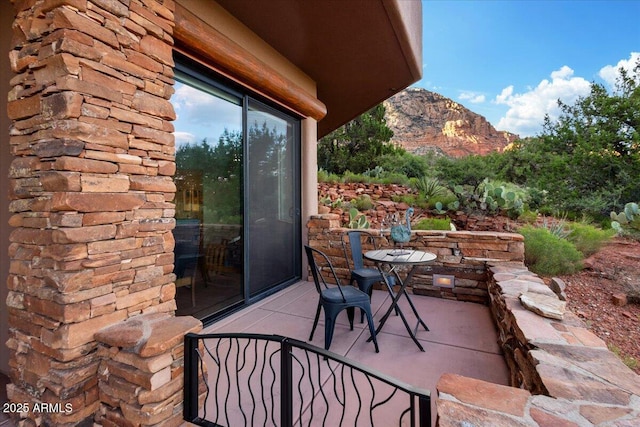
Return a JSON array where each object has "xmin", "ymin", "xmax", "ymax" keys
[{"xmin": 413, "ymin": 0, "xmax": 640, "ymax": 137}]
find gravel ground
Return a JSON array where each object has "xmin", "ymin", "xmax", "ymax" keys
[{"xmin": 560, "ymin": 237, "xmax": 640, "ymax": 374}]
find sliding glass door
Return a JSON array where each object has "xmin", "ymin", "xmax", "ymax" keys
[
  {"xmin": 172, "ymin": 58, "xmax": 301, "ymax": 320},
  {"xmin": 247, "ymin": 100, "xmax": 300, "ymax": 296}
]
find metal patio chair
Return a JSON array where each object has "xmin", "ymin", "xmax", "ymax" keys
[
  {"xmin": 305, "ymin": 245, "xmax": 379, "ymax": 353},
  {"xmin": 342, "ymin": 230, "xmax": 397, "ymax": 322}
]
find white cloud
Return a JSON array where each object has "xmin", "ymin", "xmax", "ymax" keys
[
  {"xmin": 174, "ymin": 131, "xmax": 197, "ymax": 147},
  {"xmin": 459, "ymin": 91, "xmax": 486, "ymax": 104},
  {"xmin": 173, "ymin": 84, "xmax": 241, "ymax": 127},
  {"xmin": 496, "ymin": 86, "xmax": 513, "ymax": 104},
  {"xmin": 172, "ymin": 82, "xmax": 243, "ymax": 145},
  {"xmin": 494, "ymin": 66, "xmax": 591, "ymax": 136},
  {"xmin": 598, "ymin": 52, "xmax": 640, "ymax": 89},
  {"xmin": 550, "ymin": 65, "xmax": 574, "ymax": 80}
]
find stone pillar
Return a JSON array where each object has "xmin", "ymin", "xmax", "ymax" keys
[
  {"xmin": 6, "ymin": 1, "xmax": 180, "ymax": 425},
  {"xmin": 94, "ymin": 314, "xmax": 202, "ymax": 427}
]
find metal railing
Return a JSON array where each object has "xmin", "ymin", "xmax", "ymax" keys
[{"xmin": 184, "ymin": 332, "xmax": 431, "ymax": 427}]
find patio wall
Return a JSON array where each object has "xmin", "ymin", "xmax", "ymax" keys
[
  {"xmin": 307, "ymin": 213, "xmax": 525, "ymax": 304},
  {"xmin": 307, "ymin": 214, "xmax": 640, "ymax": 425},
  {"xmin": 435, "ymin": 263, "xmax": 640, "ymax": 426}
]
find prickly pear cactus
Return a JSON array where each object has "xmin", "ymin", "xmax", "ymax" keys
[
  {"xmin": 348, "ymin": 207, "xmax": 370, "ymax": 229},
  {"xmin": 611, "ymin": 202, "xmax": 640, "ymax": 239}
]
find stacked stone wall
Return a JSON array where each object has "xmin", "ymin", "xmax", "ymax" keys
[
  {"xmin": 307, "ymin": 214, "xmax": 524, "ymax": 304},
  {"xmin": 4, "ymin": 1, "xmax": 199, "ymax": 425},
  {"xmin": 435, "ymin": 264, "xmax": 640, "ymax": 425},
  {"xmin": 94, "ymin": 314, "xmax": 203, "ymax": 427},
  {"xmin": 318, "ymin": 181, "xmax": 523, "ymax": 232},
  {"xmin": 307, "ymin": 213, "xmax": 640, "ymax": 425}
]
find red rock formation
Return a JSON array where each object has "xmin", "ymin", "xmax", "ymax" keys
[{"xmin": 384, "ymin": 88, "xmax": 519, "ymax": 157}]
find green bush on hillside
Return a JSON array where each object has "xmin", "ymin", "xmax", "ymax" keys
[
  {"xmin": 566, "ymin": 222, "xmax": 615, "ymax": 257},
  {"xmin": 350, "ymin": 194, "xmax": 374, "ymax": 211},
  {"xmin": 390, "ymin": 193, "xmax": 431, "ymax": 209},
  {"xmin": 413, "ymin": 217, "xmax": 452, "ymax": 231},
  {"xmin": 317, "ymin": 168, "xmax": 341, "ymax": 183},
  {"xmin": 519, "ymin": 225, "xmax": 583, "ymax": 276}
]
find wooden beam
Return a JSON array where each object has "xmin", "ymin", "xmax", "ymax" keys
[{"xmin": 173, "ymin": 3, "xmax": 327, "ymax": 121}]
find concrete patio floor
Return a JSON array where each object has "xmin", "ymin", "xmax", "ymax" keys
[{"xmin": 203, "ymin": 281, "xmax": 510, "ymax": 424}]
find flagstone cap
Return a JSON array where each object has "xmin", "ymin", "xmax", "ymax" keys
[
  {"xmin": 437, "ymin": 262, "xmax": 640, "ymax": 426},
  {"xmin": 95, "ymin": 313, "xmax": 202, "ymax": 357},
  {"xmin": 520, "ymin": 292, "xmax": 566, "ymax": 320}
]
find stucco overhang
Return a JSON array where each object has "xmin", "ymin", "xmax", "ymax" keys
[{"xmin": 182, "ymin": 0, "xmax": 423, "ymax": 138}]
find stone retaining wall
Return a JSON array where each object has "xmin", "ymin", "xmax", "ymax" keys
[
  {"xmin": 307, "ymin": 214, "xmax": 640, "ymax": 426},
  {"xmin": 318, "ymin": 182, "xmax": 522, "ymax": 232},
  {"xmin": 436, "ymin": 263, "xmax": 640, "ymax": 426},
  {"xmin": 307, "ymin": 214, "xmax": 524, "ymax": 304}
]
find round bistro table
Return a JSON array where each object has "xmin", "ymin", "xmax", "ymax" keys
[{"xmin": 364, "ymin": 249, "xmax": 437, "ymax": 351}]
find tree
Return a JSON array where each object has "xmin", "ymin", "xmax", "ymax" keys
[
  {"xmin": 499, "ymin": 58, "xmax": 640, "ymax": 216},
  {"xmin": 176, "ymin": 129, "xmax": 243, "ymax": 223},
  {"xmin": 317, "ymin": 104, "xmax": 400, "ymax": 174}
]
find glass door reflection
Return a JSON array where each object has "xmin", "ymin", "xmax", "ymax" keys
[{"xmin": 173, "ymin": 77, "xmax": 244, "ymax": 319}]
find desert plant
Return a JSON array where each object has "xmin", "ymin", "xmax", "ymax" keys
[
  {"xmin": 433, "ymin": 200, "xmax": 459, "ymax": 214},
  {"xmin": 347, "ymin": 207, "xmax": 370, "ymax": 229},
  {"xmin": 539, "ymin": 215, "xmax": 571, "ymax": 239},
  {"xmin": 351, "ymin": 194, "xmax": 374, "ymax": 211},
  {"xmin": 479, "ymin": 179, "xmax": 528, "ymax": 218},
  {"xmin": 319, "ymin": 195, "xmax": 332, "ymax": 206},
  {"xmin": 433, "ymin": 201, "xmax": 446, "ymax": 214},
  {"xmin": 317, "ymin": 168, "xmax": 341, "ymax": 183},
  {"xmin": 566, "ymin": 222, "xmax": 615, "ymax": 257},
  {"xmin": 611, "ymin": 202, "xmax": 640, "ymax": 240},
  {"xmin": 362, "ymin": 165, "xmax": 385, "ymax": 178},
  {"xmin": 414, "ymin": 176, "xmax": 447, "ymax": 199},
  {"xmin": 519, "ymin": 225, "xmax": 583, "ymax": 275},
  {"xmin": 413, "ymin": 217, "xmax": 452, "ymax": 231}
]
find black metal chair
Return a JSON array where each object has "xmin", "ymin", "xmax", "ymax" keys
[
  {"xmin": 342, "ymin": 230, "xmax": 396, "ymax": 322},
  {"xmin": 173, "ymin": 220, "xmax": 202, "ymax": 307},
  {"xmin": 305, "ymin": 245, "xmax": 379, "ymax": 353}
]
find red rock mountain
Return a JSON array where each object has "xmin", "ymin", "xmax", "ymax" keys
[{"xmin": 383, "ymin": 88, "xmax": 519, "ymax": 157}]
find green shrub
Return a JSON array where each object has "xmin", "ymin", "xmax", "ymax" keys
[
  {"xmin": 342, "ymin": 171, "xmax": 369, "ymax": 183},
  {"xmin": 317, "ymin": 168, "xmax": 341, "ymax": 183},
  {"xmin": 378, "ymin": 172, "xmax": 411, "ymax": 186},
  {"xmin": 351, "ymin": 194, "xmax": 374, "ymax": 211},
  {"xmin": 519, "ymin": 225, "xmax": 583, "ymax": 276},
  {"xmin": 391, "ymin": 194, "xmax": 430, "ymax": 209},
  {"xmin": 518, "ymin": 210, "xmax": 539, "ymax": 224},
  {"xmin": 567, "ymin": 222, "xmax": 615, "ymax": 257},
  {"xmin": 377, "ymin": 152, "xmax": 430, "ymax": 178},
  {"xmin": 413, "ymin": 217, "xmax": 451, "ymax": 230}
]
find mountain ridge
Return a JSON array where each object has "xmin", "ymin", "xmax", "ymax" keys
[{"xmin": 383, "ymin": 87, "xmax": 519, "ymax": 157}]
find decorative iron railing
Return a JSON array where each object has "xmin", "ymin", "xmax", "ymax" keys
[{"xmin": 184, "ymin": 332, "xmax": 431, "ymax": 427}]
